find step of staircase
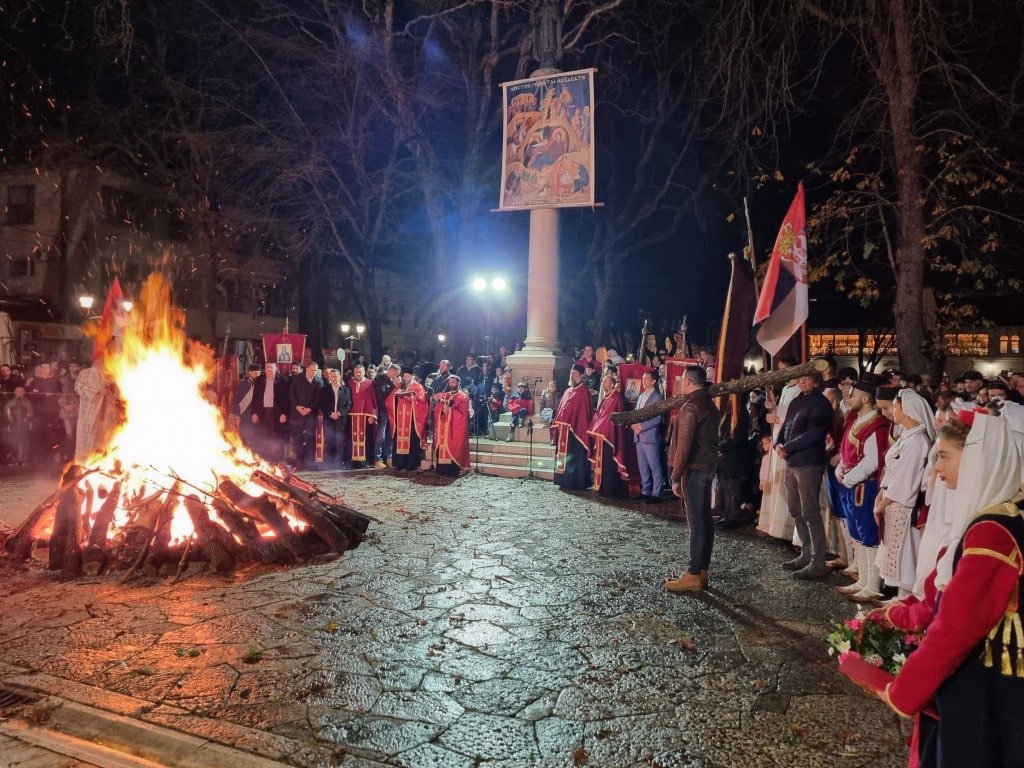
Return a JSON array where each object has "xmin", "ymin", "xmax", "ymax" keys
[{"xmin": 469, "ymin": 437, "xmax": 556, "ymax": 480}]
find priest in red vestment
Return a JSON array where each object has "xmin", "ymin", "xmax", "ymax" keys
[
  {"xmin": 588, "ymin": 373, "xmax": 629, "ymax": 497},
  {"xmin": 433, "ymin": 375, "xmax": 470, "ymax": 476},
  {"xmin": 553, "ymin": 365, "xmax": 594, "ymax": 490},
  {"xmin": 347, "ymin": 364, "xmax": 378, "ymax": 467},
  {"xmin": 392, "ymin": 368, "xmax": 429, "ymax": 471}
]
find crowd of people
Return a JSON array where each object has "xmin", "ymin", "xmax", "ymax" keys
[{"xmin": 0, "ymin": 361, "xmax": 84, "ymax": 466}]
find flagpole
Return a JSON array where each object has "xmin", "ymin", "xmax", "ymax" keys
[{"xmin": 743, "ymin": 195, "xmax": 769, "ymax": 372}]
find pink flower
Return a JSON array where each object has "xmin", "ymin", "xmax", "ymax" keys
[
  {"xmin": 845, "ymin": 618, "xmax": 863, "ymax": 631},
  {"xmin": 904, "ymin": 634, "xmax": 919, "ymax": 647},
  {"xmin": 839, "ymin": 650, "xmax": 860, "ymax": 662}
]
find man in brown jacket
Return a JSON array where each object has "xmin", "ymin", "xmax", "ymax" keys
[{"xmin": 666, "ymin": 365, "xmax": 721, "ymax": 593}]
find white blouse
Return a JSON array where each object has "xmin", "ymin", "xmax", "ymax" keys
[{"xmin": 879, "ymin": 424, "xmax": 931, "ymax": 508}]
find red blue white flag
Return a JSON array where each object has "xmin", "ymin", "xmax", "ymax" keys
[{"xmin": 754, "ymin": 182, "xmax": 809, "ymax": 356}]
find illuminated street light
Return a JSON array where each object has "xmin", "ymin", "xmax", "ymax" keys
[
  {"xmin": 78, "ymin": 295, "xmax": 95, "ymax": 310},
  {"xmin": 340, "ymin": 323, "xmax": 351, "ymax": 334},
  {"xmin": 437, "ymin": 333, "xmax": 447, "ymax": 343},
  {"xmin": 471, "ymin": 276, "xmax": 488, "ymax": 292},
  {"xmin": 121, "ymin": 300, "xmax": 133, "ymax": 312},
  {"xmin": 355, "ymin": 324, "xmax": 366, "ymax": 335},
  {"xmin": 491, "ymin": 276, "xmax": 507, "ymax": 292}
]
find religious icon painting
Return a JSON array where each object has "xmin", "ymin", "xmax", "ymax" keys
[
  {"xmin": 498, "ymin": 68, "xmax": 596, "ymax": 211},
  {"xmin": 624, "ymin": 379, "xmax": 642, "ymax": 404}
]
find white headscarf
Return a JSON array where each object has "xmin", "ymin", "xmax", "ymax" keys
[
  {"xmin": 897, "ymin": 388, "xmax": 935, "ymax": 442},
  {"xmin": 935, "ymin": 413, "xmax": 1022, "ymax": 589}
]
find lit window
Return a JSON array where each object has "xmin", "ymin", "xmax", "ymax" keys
[
  {"xmin": 1000, "ymin": 335, "xmax": 1009, "ymax": 354},
  {"xmin": 944, "ymin": 333, "xmax": 989, "ymax": 357},
  {"xmin": 1011, "ymin": 335, "xmax": 1021, "ymax": 355}
]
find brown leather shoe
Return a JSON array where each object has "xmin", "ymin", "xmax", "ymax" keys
[
  {"xmin": 666, "ymin": 573, "xmax": 704, "ymax": 593},
  {"xmin": 700, "ymin": 570, "xmax": 709, "ymax": 588}
]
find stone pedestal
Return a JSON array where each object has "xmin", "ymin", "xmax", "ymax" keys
[{"xmin": 506, "ymin": 205, "xmax": 572, "ymax": 393}]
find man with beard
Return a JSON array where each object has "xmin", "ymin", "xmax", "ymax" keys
[
  {"xmin": 552, "ymin": 364, "xmax": 594, "ymax": 490},
  {"xmin": 433, "ymin": 375, "xmax": 470, "ymax": 476},
  {"xmin": 347, "ymin": 364, "xmax": 378, "ymax": 467},
  {"xmin": 588, "ymin": 373, "xmax": 629, "ymax": 498},
  {"xmin": 392, "ymin": 368, "xmax": 429, "ymax": 471},
  {"xmin": 251, "ymin": 362, "xmax": 289, "ymax": 461},
  {"xmin": 317, "ymin": 367, "xmax": 352, "ymax": 468},
  {"xmin": 288, "ymin": 361, "xmax": 322, "ymax": 469}
]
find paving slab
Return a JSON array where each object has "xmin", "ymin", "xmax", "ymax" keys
[{"xmin": 0, "ymin": 472, "xmax": 908, "ymax": 767}]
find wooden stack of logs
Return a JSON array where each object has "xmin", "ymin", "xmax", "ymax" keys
[{"xmin": 3, "ymin": 464, "xmax": 374, "ymax": 581}]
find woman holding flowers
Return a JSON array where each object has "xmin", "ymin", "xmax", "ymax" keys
[{"xmin": 878, "ymin": 412, "xmax": 1024, "ymax": 767}]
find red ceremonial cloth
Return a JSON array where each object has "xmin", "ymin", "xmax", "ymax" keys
[
  {"xmin": 215, "ymin": 355, "xmax": 239, "ymax": 420},
  {"xmin": 394, "ymin": 382, "xmax": 429, "ymax": 455},
  {"xmin": 615, "ymin": 363, "xmax": 654, "ymax": 496},
  {"xmin": 262, "ymin": 333, "xmax": 307, "ymax": 367},
  {"xmin": 348, "ymin": 377, "xmax": 378, "ymax": 463},
  {"xmin": 91, "ymin": 277, "xmax": 125, "ymax": 363},
  {"xmin": 839, "ymin": 410, "xmax": 890, "ymax": 470},
  {"xmin": 588, "ymin": 389, "xmax": 629, "ymax": 483},
  {"xmin": 553, "ymin": 384, "xmax": 593, "ymax": 472},
  {"xmin": 433, "ymin": 391, "xmax": 471, "ymax": 469}
]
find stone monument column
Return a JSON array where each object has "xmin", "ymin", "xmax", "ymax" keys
[{"xmin": 505, "ymin": 0, "xmax": 573, "ymax": 393}]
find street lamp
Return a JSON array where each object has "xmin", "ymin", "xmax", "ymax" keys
[
  {"xmin": 437, "ymin": 333, "xmax": 446, "ymax": 344},
  {"xmin": 121, "ymin": 300, "xmax": 133, "ymax": 312},
  {"xmin": 339, "ymin": 322, "xmax": 365, "ymax": 355},
  {"xmin": 469, "ymin": 275, "xmax": 509, "ymax": 356},
  {"xmin": 78, "ymin": 295, "xmax": 95, "ymax": 311}
]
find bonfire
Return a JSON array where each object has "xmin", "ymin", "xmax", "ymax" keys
[{"xmin": 4, "ymin": 275, "xmax": 370, "ymax": 579}]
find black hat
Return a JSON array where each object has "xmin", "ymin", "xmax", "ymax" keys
[
  {"xmin": 875, "ymin": 385, "xmax": 899, "ymax": 401},
  {"xmin": 247, "ymin": 364, "xmax": 262, "ymax": 372},
  {"xmin": 401, "ymin": 366, "xmax": 414, "ymax": 375},
  {"xmin": 572, "ymin": 364, "xmax": 586, "ymax": 375},
  {"xmin": 852, "ymin": 372, "xmax": 881, "ymax": 395}
]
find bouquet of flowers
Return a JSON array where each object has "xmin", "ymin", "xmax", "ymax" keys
[{"xmin": 826, "ymin": 611, "xmax": 921, "ymax": 675}]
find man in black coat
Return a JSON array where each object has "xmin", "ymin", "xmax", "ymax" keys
[
  {"xmin": 372, "ymin": 363, "xmax": 398, "ymax": 468},
  {"xmin": 713, "ymin": 395, "xmax": 752, "ymax": 529},
  {"xmin": 318, "ymin": 367, "xmax": 352, "ymax": 468},
  {"xmin": 250, "ymin": 362, "xmax": 289, "ymax": 461},
  {"xmin": 289, "ymin": 361, "xmax": 322, "ymax": 469}
]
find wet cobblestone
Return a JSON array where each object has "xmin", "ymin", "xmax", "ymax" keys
[{"xmin": 0, "ymin": 472, "xmax": 908, "ymax": 767}]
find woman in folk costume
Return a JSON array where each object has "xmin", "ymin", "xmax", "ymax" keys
[
  {"xmin": 757, "ymin": 357, "xmax": 800, "ymax": 539},
  {"xmin": 878, "ymin": 412, "xmax": 1024, "ymax": 768},
  {"xmin": 911, "ymin": 406, "xmax": 955, "ymax": 599},
  {"xmin": 875, "ymin": 388, "xmax": 934, "ymax": 600}
]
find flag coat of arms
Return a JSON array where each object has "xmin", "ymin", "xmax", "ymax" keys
[{"xmin": 754, "ymin": 182, "xmax": 809, "ymax": 356}]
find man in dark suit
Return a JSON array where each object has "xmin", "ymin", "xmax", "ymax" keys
[
  {"xmin": 632, "ymin": 370, "xmax": 665, "ymax": 503},
  {"xmin": 289, "ymin": 361, "xmax": 322, "ymax": 469},
  {"xmin": 250, "ymin": 362, "xmax": 289, "ymax": 462},
  {"xmin": 319, "ymin": 367, "xmax": 352, "ymax": 468}
]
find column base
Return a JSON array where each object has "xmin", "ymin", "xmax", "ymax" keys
[{"xmin": 505, "ymin": 349, "xmax": 573, "ymax": 396}]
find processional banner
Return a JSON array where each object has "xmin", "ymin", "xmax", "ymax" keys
[
  {"xmin": 262, "ymin": 333, "xmax": 306, "ymax": 367},
  {"xmin": 498, "ymin": 68, "xmax": 596, "ymax": 210}
]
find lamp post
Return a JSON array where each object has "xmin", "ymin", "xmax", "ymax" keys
[
  {"xmin": 470, "ymin": 275, "xmax": 508, "ymax": 357},
  {"xmin": 78, "ymin": 295, "xmax": 95, "ymax": 312},
  {"xmin": 340, "ymin": 322, "xmax": 366, "ymax": 356}
]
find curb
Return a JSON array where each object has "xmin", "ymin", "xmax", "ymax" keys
[{"xmin": 2, "ymin": 673, "xmax": 349, "ymax": 768}]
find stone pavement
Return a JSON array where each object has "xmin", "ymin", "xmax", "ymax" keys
[
  {"xmin": 0, "ymin": 732, "xmax": 92, "ymax": 767},
  {"xmin": 0, "ymin": 472, "xmax": 908, "ymax": 768}
]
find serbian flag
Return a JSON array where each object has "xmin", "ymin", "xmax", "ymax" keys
[{"xmin": 754, "ymin": 182, "xmax": 809, "ymax": 356}]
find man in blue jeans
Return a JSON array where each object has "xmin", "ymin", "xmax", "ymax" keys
[
  {"xmin": 666, "ymin": 366, "xmax": 721, "ymax": 593},
  {"xmin": 775, "ymin": 369, "xmax": 833, "ymax": 580}
]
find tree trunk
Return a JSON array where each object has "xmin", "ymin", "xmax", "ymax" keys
[{"xmin": 873, "ymin": 0, "xmax": 930, "ymax": 376}]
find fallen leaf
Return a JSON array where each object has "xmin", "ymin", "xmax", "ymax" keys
[
  {"xmin": 670, "ymin": 635, "xmax": 696, "ymax": 652},
  {"xmin": 573, "ymin": 747, "xmax": 589, "ymax": 765}
]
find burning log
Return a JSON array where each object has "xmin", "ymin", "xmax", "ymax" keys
[
  {"xmin": 611, "ymin": 358, "xmax": 829, "ymax": 426},
  {"xmin": 183, "ymin": 494, "xmax": 238, "ymax": 573},
  {"xmin": 252, "ymin": 471, "xmax": 371, "ymax": 551},
  {"xmin": 82, "ymin": 481, "xmax": 123, "ymax": 576},
  {"xmin": 218, "ymin": 479, "xmax": 307, "ymax": 562},
  {"xmin": 211, "ymin": 499, "xmax": 280, "ymax": 564}
]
